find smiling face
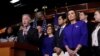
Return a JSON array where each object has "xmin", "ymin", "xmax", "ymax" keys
[
  {"xmin": 94, "ymin": 11, "xmax": 100, "ymax": 22},
  {"xmin": 68, "ymin": 10, "xmax": 76, "ymax": 21},
  {"xmin": 47, "ymin": 26, "xmax": 53, "ymax": 35}
]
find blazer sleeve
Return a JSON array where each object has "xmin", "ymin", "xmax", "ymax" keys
[
  {"xmin": 54, "ymin": 31, "xmax": 58, "ymax": 47},
  {"xmin": 79, "ymin": 22, "xmax": 88, "ymax": 46},
  {"xmin": 63, "ymin": 29, "xmax": 68, "ymax": 47}
]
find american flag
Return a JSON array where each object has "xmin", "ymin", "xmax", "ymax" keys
[
  {"xmin": 42, "ymin": 19, "xmax": 47, "ymax": 33},
  {"xmin": 33, "ymin": 18, "xmax": 37, "ymax": 29},
  {"xmin": 54, "ymin": 14, "xmax": 58, "ymax": 26},
  {"xmin": 54, "ymin": 14, "xmax": 59, "ymax": 31}
]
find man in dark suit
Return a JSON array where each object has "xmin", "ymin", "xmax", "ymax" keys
[
  {"xmin": 37, "ymin": 25, "xmax": 45, "ymax": 56},
  {"xmin": 54, "ymin": 14, "xmax": 68, "ymax": 55},
  {"xmin": 17, "ymin": 14, "xmax": 39, "ymax": 56}
]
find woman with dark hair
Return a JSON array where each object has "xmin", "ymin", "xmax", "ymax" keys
[
  {"xmin": 63, "ymin": 10, "xmax": 88, "ymax": 56},
  {"xmin": 42, "ymin": 24, "xmax": 55, "ymax": 56},
  {"xmin": 91, "ymin": 8, "xmax": 100, "ymax": 56}
]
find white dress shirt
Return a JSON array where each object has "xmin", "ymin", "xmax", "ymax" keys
[
  {"xmin": 39, "ymin": 33, "xmax": 42, "ymax": 38},
  {"xmin": 92, "ymin": 25, "xmax": 100, "ymax": 46},
  {"xmin": 23, "ymin": 26, "xmax": 30, "ymax": 35},
  {"xmin": 59, "ymin": 24, "xmax": 66, "ymax": 36}
]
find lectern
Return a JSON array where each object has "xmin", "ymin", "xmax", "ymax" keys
[{"xmin": 0, "ymin": 42, "xmax": 38, "ymax": 56}]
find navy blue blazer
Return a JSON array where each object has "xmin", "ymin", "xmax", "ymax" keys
[{"xmin": 63, "ymin": 21, "xmax": 88, "ymax": 49}]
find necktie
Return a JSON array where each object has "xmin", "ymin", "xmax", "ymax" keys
[{"xmin": 59, "ymin": 28, "xmax": 63, "ymax": 36}]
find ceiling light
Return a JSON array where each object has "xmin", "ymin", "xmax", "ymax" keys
[{"xmin": 10, "ymin": 0, "xmax": 20, "ymax": 4}]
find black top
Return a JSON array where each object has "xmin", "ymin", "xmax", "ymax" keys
[{"xmin": 54, "ymin": 25, "xmax": 67, "ymax": 51}]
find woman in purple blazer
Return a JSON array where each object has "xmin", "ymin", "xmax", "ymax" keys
[
  {"xmin": 63, "ymin": 10, "xmax": 88, "ymax": 56},
  {"xmin": 42, "ymin": 25, "xmax": 55, "ymax": 56}
]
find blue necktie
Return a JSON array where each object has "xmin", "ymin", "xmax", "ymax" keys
[{"xmin": 59, "ymin": 28, "xmax": 63, "ymax": 36}]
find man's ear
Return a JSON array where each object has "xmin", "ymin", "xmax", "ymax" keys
[
  {"xmin": 86, "ymin": 15, "xmax": 88, "ymax": 18},
  {"xmin": 64, "ymin": 19, "xmax": 67, "ymax": 22}
]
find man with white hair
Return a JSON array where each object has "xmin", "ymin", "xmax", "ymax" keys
[{"xmin": 17, "ymin": 14, "xmax": 39, "ymax": 56}]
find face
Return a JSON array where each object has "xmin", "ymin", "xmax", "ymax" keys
[
  {"xmin": 94, "ymin": 11, "xmax": 100, "ymax": 22},
  {"xmin": 68, "ymin": 10, "xmax": 76, "ymax": 21},
  {"xmin": 22, "ymin": 15, "xmax": 30, "ymax": 27},
  {"xmin": 58, "ymin": 16, "xmax": 64, "ymax": 26},
  {"xmin": 36, "ymin": 12, "xmax": 43, "ymax": 18},
  {"xmin": 47, "ymin": 27, "xmax": 53, "ymax": 35},
  {"xmin": 7, "ymin": 27, "xmax": 12, "ymax": 34},
  {"xmin": 37, "ymin": 26, "xmax": 42, "ymax": 33},
  {"xmin": 79, "ymin": 12, "xmax": 87, "ymax": 20}
]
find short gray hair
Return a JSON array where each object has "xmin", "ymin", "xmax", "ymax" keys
[{"xmin": 22, "ymin": 14, "xmax": 31, "ymax": 20}]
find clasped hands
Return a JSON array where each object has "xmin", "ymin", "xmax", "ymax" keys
[{"xmin": 67, "ymin": 48, "xmax": 78, "ymax": 56}]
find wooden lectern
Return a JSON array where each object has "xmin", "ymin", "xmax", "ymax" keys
[{"xmin": 0, "ymin": 42, "xmax": 38, "ymax": 56}]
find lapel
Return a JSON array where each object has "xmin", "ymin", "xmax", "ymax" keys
[
  {"xmin": 97, "ymin": 28, "xmax": 100, "ymax": 46},
  {"xmin": 23, "ymin": 27, "xmax": 31, "ymax": 39},
  {"xmin": 59, "ymin": 25, "xmax": 67, "ymax": 37},
  {"xmin": 26, "ymin": 26, "xmax": 31, "ymax": 37}
]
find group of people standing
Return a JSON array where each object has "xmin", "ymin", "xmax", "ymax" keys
[
  {"xmin": 1, "ymin": 8, "xmax": 100, "ymax": 56},
  {"xmin": 39, "ymin": 9, "xmax": 100, "ymax": 56}
]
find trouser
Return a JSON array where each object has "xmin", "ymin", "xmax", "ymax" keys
[
  {"xmin": 78, "ymin": 47, "xmax": 90, "ymax": 56},
  {"xmin": 91, "ymin": 46, "xmax": 100, "ymax": 56}
]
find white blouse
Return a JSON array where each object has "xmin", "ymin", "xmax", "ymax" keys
[{"xmin": 92, "ymin": 25, "xmax": 100, "ymax": 46}]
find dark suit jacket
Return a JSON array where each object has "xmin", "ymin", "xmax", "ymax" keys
[
  {"xmin": 87, "ymin": 22, "xmax": 96, "ymax": 47},
  {"xmin": 54, "ymin": 25, "xmax": 67, "ymax": 51},
  {"xmin": 38, "ymin": 33, "xmax": 45, "ymax": 48},
  {"xmin": 17, "ymin": 26, "xmax": 39, "ymax": 45}
]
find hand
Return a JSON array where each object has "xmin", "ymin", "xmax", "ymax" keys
[
  {"xmin": 72, "ymin": 44, "xmax": 81, "ymax": 56},
  {"xmin": 71, "ymin": 49, "xmax": 78, "ymax": 56},
  {"xmin": 67, "ymin": 49, "xmax": 74, "ymax": 56},
  {"xmin": 54, "ymin": 47, "xmax": 58, "ymax": 52},
  {"xmin": 54, "ymin": 47, "xmax": 62, "ymax": 55},
  {"xmin": 44, "ymin": 54, "xmax": 49, "ymax": 56},
  {"xmin": 65, "ymin": 45, "xmax": 74, "ymax": 56}
]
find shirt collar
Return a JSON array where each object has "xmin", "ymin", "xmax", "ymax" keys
[{"xmin": 61, "ymin": 24, "xmax": 66, "ymax": 29}]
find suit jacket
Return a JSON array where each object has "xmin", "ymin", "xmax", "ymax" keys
[
  {"xmin": 87, "ymin": 22, "xmax": 96, "ymax": 47},
  {"xmin": 17, "ymin": 26, "xmax": 39, "ymax": 45},
  {"xmin": 54, "ymin": 25, "xmax": 67, "ymax": 50},
  {"xmin": 38, "ymin": 33, "xmax": 45, "ymax": 48},
  {"xmin": 63, "ymin": 21, "xmax": 88, "ymax": 48}
]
